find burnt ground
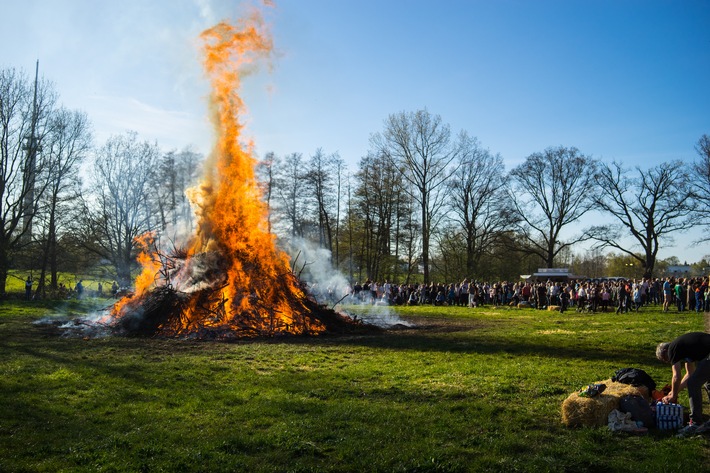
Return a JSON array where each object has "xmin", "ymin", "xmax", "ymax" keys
[{"xmin": 7, "ymin": 308, "xmax": 490, "ymax": 351}]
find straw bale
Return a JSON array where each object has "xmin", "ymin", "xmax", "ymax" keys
[
  {"xmin": 547, "ymin": 305, "xmax": 561, "ymax": 311},
  {"xmin": 561, "ymin": 380, "xmax": 649, "ymax": 428},
  {"xmin": 603, "ymin": 380, "xmax": 649, "ymax": 399}
]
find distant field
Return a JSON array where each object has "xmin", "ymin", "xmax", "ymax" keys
[
  {"xmin": 0, "ymin": 300, "xmax": 707, "ymax": 472},
  {"xmin": 5, "ymin": 270, "xmax": 118, "ymax": 298}
]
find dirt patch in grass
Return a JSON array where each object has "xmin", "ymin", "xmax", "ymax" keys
[{"xmin": 385, "ymin": 313, "xmax": 491, "ymax": 334}]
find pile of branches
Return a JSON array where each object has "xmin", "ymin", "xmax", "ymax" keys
[
  {"xmin": 109, "ymin": 247, "xmax": 374, "ymax": 339},
  {"xmin": 112, "ymin": 285, "xmax": 188, "ymax": 336}
]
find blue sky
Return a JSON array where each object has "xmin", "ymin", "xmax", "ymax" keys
[{"xmin": 2, "ymin": 0, "xmax": 709, "ymax": 262}]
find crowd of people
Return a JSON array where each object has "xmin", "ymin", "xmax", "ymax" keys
[
  {"xmin": 21, "ymin": 278, "xmax": 122, "ymax": 300},
  {"xmin": 341, "ymin": 277, "xmax": 710, "ymax": 313}
]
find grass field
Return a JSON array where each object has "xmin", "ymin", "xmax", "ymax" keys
[
  {"xmin": 5, "ymin": 270, "xmax": 117, "ymax": 299},
  {"xmin": 0, "ymin": 299, "xmax": 708, "ymax": 472}
]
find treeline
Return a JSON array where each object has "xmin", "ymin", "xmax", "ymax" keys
[
  {"xmin": 2, "ymin": 67, "xmax": 709, "ymax": 297},
  {"xmin": 0, "ymin": 67, "xmax": 201, "ymax": 297},
  {"xmin": 259, "ymin": 110, "xmax": 709, "ymax": 285}
]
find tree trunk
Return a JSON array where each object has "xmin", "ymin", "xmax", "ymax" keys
[
  {"xmin": 35, "ymin": 237, "xmax": 50, "ymax": 299},
  {"xmin": 644, "ymin": 252, "xmax": 654, "ymax": 279},
  {"xmin": 49, "ymin": 233, "xmax": 58, "ymax": 290},
  {"xmin": 421, "ymin": 198, "xmax": 429, "ymax": 283},
  {"xmin": 0, "ymin": 246, "xmax": 9, "ymax": 298},
  {"xmin": 36, "ymin": 197, "xmax": 58, "ymax": 298},
  {"xmin": 546, "ymin": 235, "xmax": 555, "ymax": 268},
  {"xmin": 466, "ymin": 242, "xmax": 475, "ymax": 277}
]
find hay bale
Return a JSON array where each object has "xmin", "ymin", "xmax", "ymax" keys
[
  {"xmin": 603, "ymin": 381, "xmax": 649, "ymax": 399},
  {"xmin": 561, "ymin": 380, "xmax": 649, "ymax": 427},
  {"xmin": 517, "ymin": 302, "xmax": 530, "ymax": 309},
  {"xmin": 547, "ymin": 305, "xmax": 561, "ymax": 311}
]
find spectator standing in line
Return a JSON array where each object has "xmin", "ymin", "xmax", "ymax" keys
[
  {"xmin": 651, "ymin": 279, "xmax": 660, "ymax": 305},
  {"xmin": 536, "ymin": 283, "xmax": 547, "ymax": 309},
  {"xmin": 521, "ymin": 282, "xmax": 531, "ymax": 302},
  {"xmin": 687, "ymin": 279, "xmax": 695, "ymax": 313},
  {"xmin": 559, "ymin": 287, "xmax": 570, "ymax": 313},
  {"xmin": 632, "ymin": 285, "xmax": 642, "ymax": 311},
  {"xmin": 616, "ymin": 282, "xmax": 627, "ymax": 314},
  {"xmin": 663, "ymin": 278, "xmax": 673, "ymax": 312},
  {"xmin": 460, "ymin": 279, "xmax": 470, "ymax": 307},
  {"xmin": 600, "ymin": 285, "xmax": 610, "ymax": 312},
  {"xmin": 675, "ymin": 280, "xmax": 686, "ymax": 311},
  {"xmin": 694, "ymin": 284, "xmax": 704, "ymax": 313},
  {"xmin": 24, "ymin": 276, "xmax": 32, "ymax": 301},
  {"xmin": 576, "ymin": 284, "xmax": 587, "ymax": 312}
]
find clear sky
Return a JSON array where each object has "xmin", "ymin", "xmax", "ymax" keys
[{"xmin": 2, "ymin": 0, "xmax": 709, "ymax": 263}]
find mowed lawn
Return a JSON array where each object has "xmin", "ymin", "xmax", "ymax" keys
[{"xmin": 0, "ymin": 298, "xmax": 708, "ymax": 472}]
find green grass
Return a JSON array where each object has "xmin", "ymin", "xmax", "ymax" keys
[
  {"xmin": 0, "ymin": 300, "xmax": 708, "ymax": 472},
  {"xmin": 5, "ymin": 269, "xmax": 117, "ymax": 298}
]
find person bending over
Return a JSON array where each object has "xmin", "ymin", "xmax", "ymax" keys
[{"xmin": 656, "ymin": 332, "xmax": 710, "ymax": 437}]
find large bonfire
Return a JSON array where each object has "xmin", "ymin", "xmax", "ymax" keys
[{"xmin": 106, "ymin": 12, "xmax": 357, "ymax": 338}]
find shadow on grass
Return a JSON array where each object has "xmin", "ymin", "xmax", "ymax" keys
[
  {"xmin": 318, "ymin": 330, "xmax": 648, "ymax": 366},
  {"xmin": 1, "ymin": 308, "xmax": 653, "ymax": 369}
]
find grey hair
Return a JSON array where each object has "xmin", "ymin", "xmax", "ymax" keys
[{"xmin": 656, "ymin": 342, "xmax": 670, "ymax": 362}]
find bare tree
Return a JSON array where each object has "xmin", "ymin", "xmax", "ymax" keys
[
  {"xmin": 508, "ymin": 146, "xmax": 597, "ymax": 268},
  {"xmin": 351, "ymin": 151, "xmax": 406, "ymax": 282},
  {"xmin": 272, "ymin": 152, "xmax": 309, "ymax": 238},
  {"xmin": 371, "ymin": 109, "xmax": 464, "ymax": 283},
  {"xmin": 0, "ymin": 67, "xmax": 56, "ymax": 295},
  {"xmin": 83, "ymin": 132, "xmax": 160, "ymax": 286},
  {"xmin": 150, "ymin": 150, "xmax": 178, "ymax": 231},
  {"xmin": 332, "ymin": 156, "xmax": 346, "ymax": 265},
  {"xmin": 149, "ymin": 147, "xmax": 202, "ymax": 237},
  {"xmin": 448, "ymin": 137, "xmax": 513, "ymax": 278},
  {"xmin": 34, "ymin": 108, "xmax": 92, "ymax": 296},
  {"xmin": 398, "ymin": 190, "xmax": 422, "ymax": 284},
  {"xmin": 692, "ymin": 134, "xmax": 710, "ymax": 240},
  {"xmin": 569, "ymin": 248, "xmax": 608, "ymax": 279},
  {"xmin": 589, "ymin": 160, "xmax": 694, "ymax": 278},
  {"xmin": 303, "ymin": 148, "xmax": 340, "ymax": 252}
]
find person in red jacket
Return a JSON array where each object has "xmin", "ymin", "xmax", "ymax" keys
[{"xmin": 656, "ymin": 332, "xmax": 710, "ymax": 437}]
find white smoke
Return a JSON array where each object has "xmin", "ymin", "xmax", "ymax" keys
[
  {"xmin": 34, "ymin": 311, "xmax": 115, "ymax": 338},
  {"xmin": 342, "ymin": 304, "xmax": 413, "ymax": 329},
  {"xmin": 285, "ymin": 237, "xmax": 412, "ymax": 329},
  {"xmin": 287, "ymin": 237, "xmax": 351, "ymax": 306}
]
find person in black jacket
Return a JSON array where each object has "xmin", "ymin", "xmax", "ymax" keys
[{"xmin": 656, "ymin": 332, "xmax": 710, "ymax": 437}]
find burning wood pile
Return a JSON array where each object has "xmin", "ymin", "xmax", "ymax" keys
[
  {"xmin": 103, "ymin": 13, "xmax": 367, "ymax": 339},
  {"xmin": 110, "ymin": 244, "xmax": 361, "ymax": 338}
]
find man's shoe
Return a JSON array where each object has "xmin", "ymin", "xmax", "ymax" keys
[
  {"xmin": 676, "ymin": 423, "xmax": 699, "ymax": 437},
  {"xmin": 676, "ymin": 422, "xmax": 708, "ymax": 438}
]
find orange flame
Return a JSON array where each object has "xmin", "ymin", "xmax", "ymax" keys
[
  {"xmin": 111, "ymin": 6, "xmax": 325, "ymax": 337},
  {"xmin": 133, "ymin": 232, "xmax": 162, "ymax": 296}
]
